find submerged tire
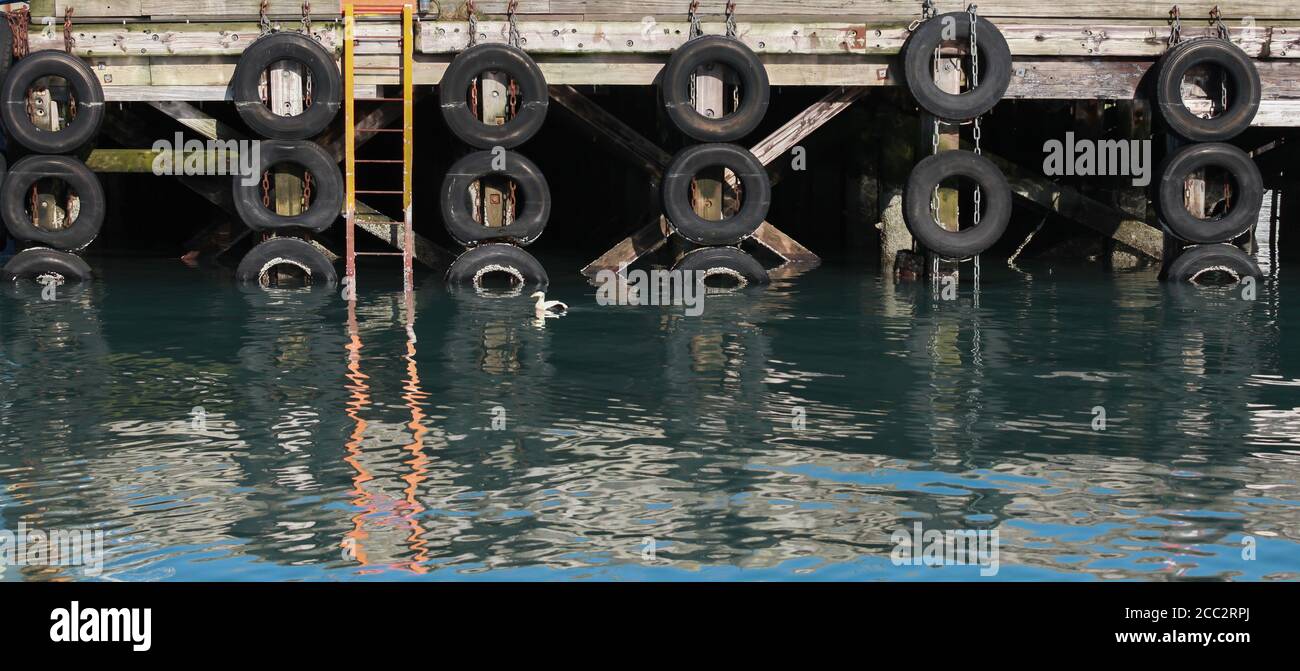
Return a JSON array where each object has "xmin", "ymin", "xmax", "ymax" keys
[
  {"xmin": 440, "ymin": 150, "xmax": 550, "ymax": 246},
  {"xmin": 232, "ymin": 140, "xmax": 343, "ymax": 233},
  {"xmin": 671, "ymin": 246, "xmax": 769, "ymax": 288},
  {"xmin": 662, "ymin": 143, "xmax": 770, "ymax": 246},
  {"xmin": 236, "ymin": 236, "xmax": 338, "ymax": 287},
  {"xmin": 661, "ymin": 35, "xmax": 770, "ymax": 142},
  {"xmin": 1163, "ymin": 243, "xmax": 1262, "ymax": 284},
  {"xmin": 231, "ymin": 32, "xmax": 342, "ymax": 140},
  {"xmin": 445, "ymin": 243, "xmax": 548, "ymax": 290},
  {"xmin": 903, "ymin": 13, "xmax": 1011, "ymax": 123},
  {"xmin": 903, "ymin": 150, "xmax": 1011, "ymax": 259},
  {"xmin": 1, "ymin": 50, "xmax": 105, "ymax": 154},
  {"xmin": 439, "ymin": 43, "xmax": 549, "ymax": 149},
  {"xmin": 1, "ymin": 154, "xmax": 105, "ymax": 250},
  {"xmin": 1156, "ymin": 142, "xmax": 1263, "ymax": 244},
  {"xmin": 2, "ymin": 247, "xmax": 92, "ymax": 282},
  {"xmin": 1155, "ymin": 38, "xmax": 1260, "ymax": 142}
]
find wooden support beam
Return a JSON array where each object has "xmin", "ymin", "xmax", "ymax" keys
[
  {"xmin": 976, "ymin": 143, "xmax": 1165, "ymax": 259},
  {"xmin": 569, "ymin": 83, "xmax": 845, "ymax": 274}
]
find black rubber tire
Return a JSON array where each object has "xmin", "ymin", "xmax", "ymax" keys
[
  {"xmin": 671, "ymin": 246, "xmax": 769, "ymax": 287},
  {"xmin": 235, "ymin": 236, "xmax": 338, "ymax": 286},
  {"xmin": 231, "ymin": 32, "xmax": 342, "ymax": 140},
  {"xmin": 1156, "ymin": 142, "xmax": 1263, "ymax": 244},
  {"xmin": 2, "ymin": 246, "xmax": 92, "ymax": 282},
  {"xmin": 1, "ymin": 154, "xmax": 104, "ymax": 250},
  {"xmin": 232, "ymin": 140, "xmax": 343, "ymax": 233},
  {"xmin": 439, "ymin": 43, "xmax": 548, "ymax": 149},
  {"xmin": 1163, "ymin": 243, "xmax": 1262, "ymax": 283},
  {"xmin": 440, "ymin": 149, "xmax": 550, "ymax": 246},
  {"xmin": 903, "ymin": 150, "xmax": 1012, "ymax": 259},
  {"xmin": 445, "ymin": 243, "xmax": 548, "ymax": 289},
  {"xmin": 662, "ymin": 143, "xmax": 770, "ymax": 246},
  {"xmin": 1155, "ymin": 38, "xmax": 1261, "ymax": 142},
  {"xmin": 661, "ymin": 35, "xmax": 770, "ymax": 142},
  {"xmin": 903, "ymin": 13, "xmax": 1011, "ymax": 123},
  {"xmin": 0, "ymin": 50, "xmax": 105, "ymax": 154}
]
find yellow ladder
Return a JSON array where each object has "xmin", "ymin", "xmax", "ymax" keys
[{"xmin": 344, "ymin": 2, "xmax": 415, "ymax": 295}]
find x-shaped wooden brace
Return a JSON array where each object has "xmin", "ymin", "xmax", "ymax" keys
[{"xmin": 550, "ymin": 84, "xmax": 867, "ymax": 278}]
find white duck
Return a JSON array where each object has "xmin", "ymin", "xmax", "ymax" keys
[{"xmin": 531, "ymin": 291, "xmax": 568, "ymax": 319}]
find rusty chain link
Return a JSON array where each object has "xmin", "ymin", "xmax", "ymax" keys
[
  {"xmin": 1168, "ymin": 5, "xmax": 1182, "ymax": 48},
  {"xmin": 302, "ymin": 1, "xmax": 312, "ymax": 35},
  {"xmin": 260, "ymin": 0, "xmax": 272, "ymax": 35},
  {"xmin": 302, "ymin": 171, "xmax": 313, "ymax": 209},
  {"xmin": 63, "ymin": 7, "xmax": 74, "ymax": 54},
  {"xmin": 262, "ymin": 171, "xmax": 271, "ymax": 208},
  {"xmin": 6, "ymin": 7, "xmax": 30, "ymax": 58},
  {"xmin": 725, "ymin": 1, "xmax": 737, "ymax": 39},
  {"xmin": 466, "ymin": 0, "xmax": 478, "ymax": 47}
]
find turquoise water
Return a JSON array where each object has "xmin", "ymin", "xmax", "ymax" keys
[{"xmin": 1, "ymin": 257, "xmax": 1297, "ymax": 581}]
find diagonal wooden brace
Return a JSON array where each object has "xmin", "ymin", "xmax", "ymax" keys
[{"xmin": 556, "ymin": 84, "xmax": 864, "ymax": 276}]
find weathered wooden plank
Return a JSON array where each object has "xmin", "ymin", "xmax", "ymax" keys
[
  {"xmin": 548, "ymin": 84, "xmax": 672, "ymax": 177},
  {"xmin": 147, "ymin": 100, "xmax": 245, "ymax": 139},
  {"xmin": 551, "ymin": 2, "xmax": 1300, "ymax": 20},
  {"xmin": 418, "ymin": 20, "xmax": 1300, "ymax": 58}
]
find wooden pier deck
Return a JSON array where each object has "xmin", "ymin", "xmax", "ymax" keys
[{"xmin": 16, "ymin": 1, "xmax": 1300, "ymax": 125}]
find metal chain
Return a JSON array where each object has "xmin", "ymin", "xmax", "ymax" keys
[
  {"xmin": 305, "ymin": 70, "xmax": 313, "ymax": 108},
  {"xmin": 1211, "ymin": 5, "xmax": 1230, "ymax": 40},
  {"xmin": 466, "ymin": 0, "xmax": 478, "ymax": 47},
  {"xmin": 1167, "ymin": 5, "xmax": 1182, "ymax": 48},
  {"xmin": 509, "ymin": 78, "xmax": 519, "ymax": 118},
  {"xmin": 507, "ymin": 180, "xmax": 518, "ymax": 224},
  {"xmin": 725, "ymin": 1, "xmax": 738, "ymax": 39},
  {"xmin": 260, "ymin": 0, "xmax": 272, "ymax": 35},
  {"xmin": 507, "ymin": 0, "xmax": 521, "ymax": 47},
  {"xmin": 63, "ymin": 7, "xmax": 74, "ymax": 54},
  {"xmin": 301, "ymin": 1, "xmax": 312, "ymax": 35},
  {"xmin": 262, "ymin": 171, "xmax": 271, "ymax": 208},
  {"xmin": 470, "ymin": 75, "xmax": 479, "ymax": 111},
  {"xmin": 7, "ymin": 8, "xmax": 30, "ymax": 58},
  {"xmin": 302, "ymin": 170, "xmax": 313, "ymax": 209},
  {"xmin": 30, "ymin": 184, "xmax": 38, "ymax": 229},
  {"xmin": 688, "ymin": 0, "xmax": 702, "ymax": 40}
]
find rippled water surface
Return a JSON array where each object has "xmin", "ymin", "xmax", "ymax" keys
[{"xmin": 2, "ymin": 258, "xmax": 1298, "ymax": 581}]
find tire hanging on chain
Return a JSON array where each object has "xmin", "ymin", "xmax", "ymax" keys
[
  {"xmin": 662, "ymin": 143, "xmax": 770, "ymax": 246},
  {"xmin": 231, "ymin": 31, "xmax": 341, "ymax": 140},
  {"xmin": 0, "ymin": 50, "xmax": 105, "ymax": 154},
  {"xmin": 441, "ymin": 149, "xmax": 550, "ymax": 246},
  {"xmin": 660, "ymin": 36, "xmax": 770, "ymax": 142},
  {"xmin": 232, "ymin": 140, "xmax": 343, "ymax": 233},
  {"xmin": 903, "ymin": 150, "xmax": 1011, "ymax": 259},
  {"xmin": 1, "ymin": 154, "xmax": 104, "ymax": 251},
  {"xmin": 902, "ymin": 10, "xmax": 1011, "ymax": 123},
  {"xmin": 1154, "ymin": 39, "xmax": 1261, "ymax": 142},
  {"xmin": 1155, "ymin": 142, "xmax": 1263, "ymax": 244},
  {"xmin": 439, "ymin": 43, "xmax": 549, "ymax": 149}
]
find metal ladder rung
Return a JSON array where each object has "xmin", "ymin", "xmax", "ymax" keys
[
  {"xmin": 355, "ymin": 189, "xmax": 403, "ymax": 195},
  {"xmin": 356, "ymin": 252, "xmax": 406, "ymax": 257},
  {"xmin": 357, "ymin": 97, "xmax": 405, "ymax": 102},
  {"xmin": 355, "ymin": 159, "xmax": 404, "ymax": 164}
]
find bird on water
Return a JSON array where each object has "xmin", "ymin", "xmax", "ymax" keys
[{"xmin": 531, "ymin": 291, "xmax": 568, "ymax": 319}]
